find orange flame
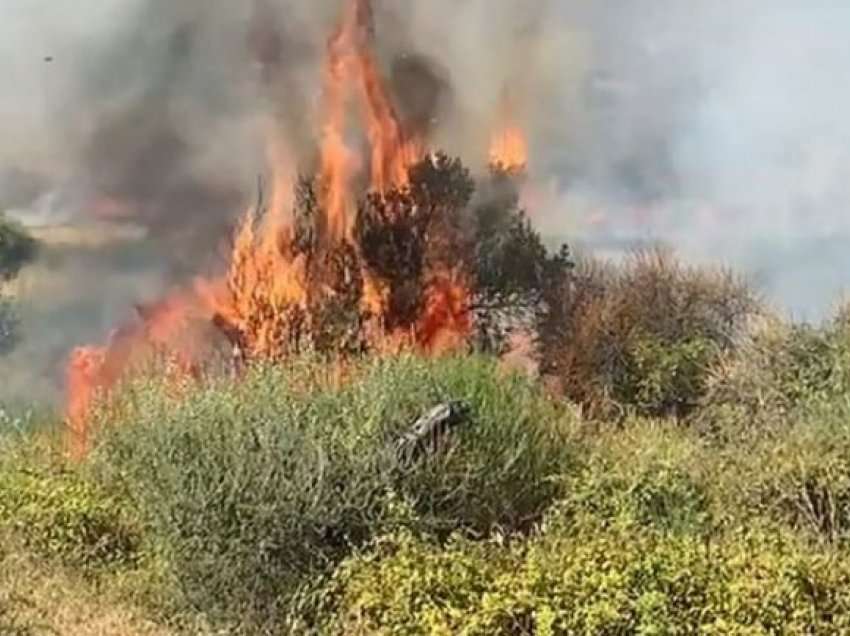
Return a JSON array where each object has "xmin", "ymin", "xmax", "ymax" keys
[
  {"xmin": 63, "ymin": 0, "xmax": 474, "ymax": 453},
  {"xmin": 489, "ymin": 91, "xmax": 528, "ymax": 174},
  {"xmin": 350, "ymin": 0, "xmax": 420, "ymax": 192},
  {"xmin": 417, "ymin": 268, "xmax": 473, "ymax": 354},
  {"xmin": 64, "ymin": 292, "xmax": 203, "ymax": 457}
]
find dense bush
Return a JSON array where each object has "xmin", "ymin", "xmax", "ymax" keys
[
  {"xmin": 540, "ymin": 248, "xmax": 758, "ymax": 419},
  {"xmin": 0, "ymin": 593, "xmax": 35, "ymax": 636},
  {"xmin": 0, "ymin": 458, "xmax": 140, "ymax": 571},
  {"xmin": 696, "ymin": 314, "xmax": 850, "ymax": 437},
  {"xmin": 718, "ymin": 397, "xmax": 850, "ymax": 544},
  {"xmin": 325, "ymin": 521, "xmax": 850, "ymax": 635},
  {"xmin": 557, "ymin": 422, "xmax": 714, "ymax": 535},
  {"xmin": 86, "ymin": 355, "xmax": 577, "ymax": 629}
]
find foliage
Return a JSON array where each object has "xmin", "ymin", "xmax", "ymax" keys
[
  {"xmin": 696, "ymin": 314, "xmax": 850, "ymax": 437},
  {"xmin": 355, "ymin": 153, "xmax": 476, "ymax": 333},
  {"xmin": 86, "ymin": 354, "xmax": 577, "ymax": 629},
  {"xmin": 0, "ymin": 292, "xmax": 20, "ymax": 356},
  {"xmin": 0, "ymin": 596, "xmax": 35, "ymax": 636},
  {"xmin": 472, "ymin": 168, "xmax": 574, "ymax": 354},
  {"xmin": 540, "ymin": 248, "xmax": 758, "ymax": 419},
  {"xmin": 0, "ymin": 461, "xmax": 140, "ymax": 572},
  {"xmin": 557, "ymin": 432, "xmax": 713, "ymax": 535},
  {"xmin": 717, "ymin": 398, "xmax": 850, "ymax": 545},
  {"xmin": 329, "ymin": 526, "xmax": 850, "ymax": 635},
  {"xmin": 326, "ymin": 520, "xmax": 850, "ymax": 635},
  {"xmin": 0, "ymin": 217, "xmax": 36, "ymax": 282}
]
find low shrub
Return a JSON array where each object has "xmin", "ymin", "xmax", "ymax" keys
[
  {"xmin": 557, "ymin": 422, "xmax": 717, "ymax": 532},
  {"xmin": 0, "ymin": 462, "xmax": 140, "ymax": 571},
  {"xmin": 87, "ymin": 354, "xmax": 578, "ymax": 629},
  {"xmin": 696, "ymin": 314, "xmax": 850, "ymax": 438},
  {"xmin": 325, "ymin": 522, "xmax": 850, "ymax": 635},
  {"xmin": 722, "ymin": 397, "xmax": 850, "ymax": 544},
  {"xmin": 541, "ymin": 248, "xmax": 758, "ymax": 420}
]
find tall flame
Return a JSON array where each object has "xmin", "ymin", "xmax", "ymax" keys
[
  {"xmin": 64, "ymin": 0, "xmax": 476, "ymax": 452},
  {"xmin": 489, "ymin": 90, "xmax": 529, "ymax": 174},
  {"xmin": 350, "ymin": 0, "xmax": 420, "ymax": 192}
]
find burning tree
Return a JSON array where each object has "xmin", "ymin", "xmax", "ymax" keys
[{"xmin": 64, "ymin": 0, "xmax": 572, "ymax": 455}]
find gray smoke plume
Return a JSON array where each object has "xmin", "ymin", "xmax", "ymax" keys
[
  {"xmin": 531, "ymin": 1, "xmax": 850, "ymax": 321},
  {"xmin": 1, "ymin": 0, "xmax": 849, "ymax": 403}
]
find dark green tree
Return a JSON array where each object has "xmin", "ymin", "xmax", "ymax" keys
[
  {"xmin": 0, "ymin": 216, "xmax": 36, "ymax": 355},
  {"xmin": 0, "ymin": 216, "xmax": 36, "ymax": 281}
]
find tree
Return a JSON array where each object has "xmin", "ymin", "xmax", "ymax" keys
[
  {"xmin": 0, "ymin": 216, "xmax": 36, "ymax": 281},
  {"xmin": 0, "ymin": 215, "xmax": 35, "ymax": 355}
]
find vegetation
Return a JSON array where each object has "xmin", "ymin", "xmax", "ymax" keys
[
  {"xmin": 0, "ymin": 216, "xmax": 36, "ymax": 282},
  {"xmin": 82, "ymin": 355, "xmax": 576, "ymax": 630},
  {"xmin": 6, "ymin": 164, "xmax": 850, "ymax": 633},
  {"xmin": 0, "ymin": 216, "xmax": 35, "ymax": 356},
  {"xmin": 539, "ymin": 249, "xmax": 759, "ymax": 419}
]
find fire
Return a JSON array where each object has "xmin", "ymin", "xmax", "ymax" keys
[
  {"xmin": 489, "ymin": 91, "xmax": 529, "ymax": 174},
  {"xmin": 65, "ymin": 291, "xmax": 204, "ymax": 456},
  {"xmin": 64, "ymin": 0, "xmax": 524, "ymax": 449},
  {"xmin": 349, "ymin": 0, "xmax": 421, "ymax": 192},
  {"xmin": 417, "ymin": 268, "xmax": 473, "ymax": 354}
]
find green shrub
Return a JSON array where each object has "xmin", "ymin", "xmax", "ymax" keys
[
  {"xmin": 0, "ymin": 464, "xmax": 140, "ymax": 571},
  {"xmin": 696, "ymin": 315, "xmax": 850, "ymax": 438},
  {"xmin": 325, "ymin": 523, "xmax": 850, "ymax": 635},
  {"xmin": 87, "ymin": 354, "xmax": 577, "ymax": 629},
  {"xmin": 541, "ymin": 248, "xmax": 758, "ymax": 420},
  {"xmin": 0, "ymin": 595, "xmax": 35, "ymax": 636},
  {"xmin": 722, "ymin": 398, "xmax": 850, "ymax": 544},
  {"xmin": 558, "ymin": 420, "xmax": 715, "ymax": 534}
]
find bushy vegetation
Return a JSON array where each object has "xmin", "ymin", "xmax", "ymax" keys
[
  {"xmin": 0, "ymin": 438, "xmax": 140, "ymax": 572},
  {"xmin": 325, "ymin": 522, "xmax": 850, "ymax": 635},
  {"xmin": 696, "ymin": 312, "xmax": 850, "ymax": 438},
  {"xmin": 81, "ymin": 355, "xmax": 576, "ymax": 630},
  {"xmin": 0, "ymin": 216, "xmax": 35, "ymax": 356},
  {"xmin": 7, "ymin": 246, "xmax": 850, "ymax": 632},
  {"xmin": 540, "ymin": 249, "xmax": 758, "ymax": 419}
]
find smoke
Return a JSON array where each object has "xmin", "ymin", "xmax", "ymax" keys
[
  {"xmin": 531, "ymin": 1, "xmax": 850, "ymax": 320},
  {"xmin": 1, "ymin": 0, "xmax": 849, "ymax": 403}
]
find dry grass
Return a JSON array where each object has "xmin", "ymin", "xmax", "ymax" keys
[{"xmin": 0, "ymin": 558, "xmax": 167, "ymax": 636}]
